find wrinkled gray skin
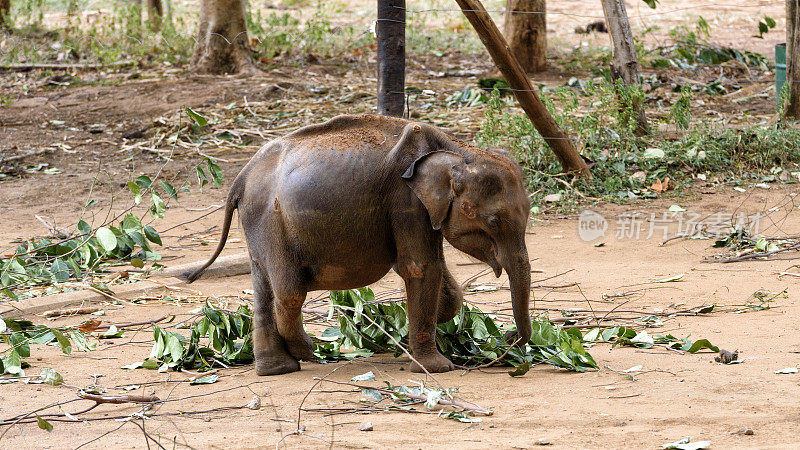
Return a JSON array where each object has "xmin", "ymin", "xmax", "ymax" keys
[{"xmin": 187, "ymin": 114, "xmax": 532, "ymax": 375}]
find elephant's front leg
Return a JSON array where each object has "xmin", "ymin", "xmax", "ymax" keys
[
  {"xmin": 437, "ymin": 263, "xmax": 463, "ymax": 323},
  {"xmin": 400, "ymin": 258, "xmax": 455, "ymax": 373}
]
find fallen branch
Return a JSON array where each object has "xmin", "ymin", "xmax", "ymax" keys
[
  {"xmin": 95, "ymin": 315, "xmax": 171, "ymax": 331},
  {"xmin": 0, "ymin": 61, "xmax": 136, "ymax": 72},
  {"xmin": 313, "ymin": 378, "xmax": 493, "ymax": 415},
  {"xmin": 43, "ymin": 306, "xmax": 102, "ymax": 318},
  {"xmin": 77, "ymin": 392, "xmax": 160, "ymax": 404},
  {"xmin": 717, "ymin": 243, "xmax": 800, "ymax": 263}
]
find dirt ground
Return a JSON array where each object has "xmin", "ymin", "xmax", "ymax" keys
[{"xmin": 2, "ymin": 0, "xmax": 800, "ymax": 448}]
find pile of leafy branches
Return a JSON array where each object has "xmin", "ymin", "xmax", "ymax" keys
[
  {"xmin": 0, "ymin": 158, "xmax": 223, "ymax": 301},
  {"xmin": 319, "ymin": 288, "xmax": 598, "ymax": 373},
  {"xmin": 584, "ymin": 326, "xmax": 718, "ymax": 353},
  {"xmin": 140, "ymin": 288, "xmax": 598, "ymax": 374},
  {"xmin": 708, "ymin": 229, "xmax": 800, "ymax": 262},
  {"xmin": 1, "ymin": 315, "xmax": 89, "ymax": 376},
  {"xmin": 130, "ymin": 304, "xmax": 253, "ymax": 372}
]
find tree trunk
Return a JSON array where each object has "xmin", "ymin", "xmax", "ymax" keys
[
  {"xmin": 600, "ymin": 0, "xmax": 649, "ymax": 135},
  {"xmin": 1, "ymin": 0, "xmax": 11, "ymax": 26},
  {"xmin": 191, "ymin": 0, "xmax": 258, "ymax": 75},
  {"xmin": 376, "ymin": 0, "xmax": 406, "ymax": 117},
  {"xmin": 454, "ymin": 0, "xmax": 590, "ymax": 178},
  {"xmin": 146, "ymin": 0, "xmax": 163, "ymax": 29},
  {"xmin": 785, "ymin": 0, "xmax": 800, "ymax": 119},
  {"xmin": 503, "ymin": 0, "xmax": 546, "ymax": 73}
]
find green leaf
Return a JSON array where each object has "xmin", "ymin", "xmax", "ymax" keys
[
  {"xmin": 40, "ymin": 367, "xmax": 63, "ymax": 386},
  {"xmin": 350, "ymin": 371, "xmax": 375, "ymax": 382},
  {"xmin": 130, "ymin": 258, "xmax": 144, "ymax": 269},
  {"xmin": 167, "ymin": 334, "xmax": 184, "ymax": 362},
  {"xmin": 186, "ymin": 107, "xmax": 208, "ymax": 126},
  {"xmin": 765, "ymin": 16, "xmax": 776, "ymax": 28},
  {"xmin": 10, "ymin": 332, "xmax": 30, "ymax": 357},
  {"xmin": 3, "ymin": 350, "xmax": 23, "ymax": 375},
  {"xmin": 190, "ymin": 374, "xmax": 219, "ymax": 385},
  {"xmin": 127, "ymin": 182, "xmax": 142, "ymax": 204},
  {"xmin": 135, "ymin": 175, "xmax": 152, "ymax": 189},
  {"xmin": 70, "ymin": 331, "xmax": 96, "ymax": 352},
  {"xmin": 142, "ymin": 360, "xmax": 159, "ymax": 370},
  {"xmin": 641, "ymin": 0, "xmax": 658, "ymax": 8},
  {"xmin": 424, "ymin": 389, "xmax": 443, "ymax": 409},
  {"xmin": 52, "ymin": 330, "xmax": 72, "ymax": 355},
  {"xmin": 149, "ymin": 192, "xmax": 166, "ymax": 219},
  {"xmin": 143, "ymin": 226, "xmax": 162, "ymax": 245},
  {"xmin": 207, "ymin": 159, "xmax": 223, "ymax": 187},
  {"xmin": 100, "ymin": 325, "xmax": 124, "ymax": 339},
  {"xmin": 36, "ymin": 415, "xmax": 53, "ymax": 432},
  {"xmin": 361, "ymin": 388, "xmax": 382, "ymax": 402},
  {"xmin": 196, "ymin": 165, "xmax": 209, "ymax": 189},
  {"xmin": 95, "ymin": 227, "xmax": 118, "ymax": 253},
  {"xmin": 159, "ymin": 181, "xmax": 178, "ymax": 200},
  {"xmin": 121, "ymin": 361, "xmax": 144, "ymax": 370},
  {"xmin": 121, "ymin": 214, "xmax": 142, "ymax": 234},
  {"xmin": 683, "ymin": 339, "xmax": 719, "ymax": 353},
  {"xmin": 508, "ymin": 360, "xmax": 531, "ymax": 377}
]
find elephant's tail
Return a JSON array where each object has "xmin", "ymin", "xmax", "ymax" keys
[{"xmin": 184, "ymin": 176, "xmax": 244, "ymax": 283}]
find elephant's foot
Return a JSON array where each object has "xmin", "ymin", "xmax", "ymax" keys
[
  {"xmin": 410, "ymin": 352, "xmax": 455, "ymax": 373},
  {"xmin": 284, "ymin": 332, "xmax": 315, "ymax": 361},
  {"xmin": 255, "ymin": 351, "xmax": 300, "ymax": 376}
]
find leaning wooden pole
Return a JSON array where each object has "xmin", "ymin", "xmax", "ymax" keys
[
  {"xmin": 600, "ymin": 0, "xmax": 649, "ymax": 135},
  {"xmin": 454, "ymin": 0, "xmax": 591, "ymax": 178},
  {"xmin": 376, "ymin": 0, "xmax": 406, "ymax": 117}
]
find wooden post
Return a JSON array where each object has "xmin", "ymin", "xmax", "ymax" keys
[
  {"xmin": 454, "ymin": 0, "xmax": 590, "ymax": 178},
  {"xmin": 376, "ymin": 0, "xmax": 406, "ymax": 117},
  {"xmin": 785, "ymin": 0, "xmax": 800, "ymax": 119},
  {"xmin": 600, "ymin": 0, "xmax": 649, "ymax": 135}
]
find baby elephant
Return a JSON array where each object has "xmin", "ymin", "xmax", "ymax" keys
[{"xmin": 187, "ymin": 114, "xmax": 532, "ymax": 375}]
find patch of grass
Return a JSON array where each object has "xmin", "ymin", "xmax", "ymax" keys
[
  {"xmin": 247, "ymin": 3, "xmax": 374, "ymax": 62},
  {"xmin": 478, "ymin": 84, "xmax": 800, "ymax": 210},
  {"xmin": 651, "ymin": 16, "xmax": 770, "ymax": 70},
  {"xmin": 1, "ymin": 1, "xmax": 194, "ymax": 67}
]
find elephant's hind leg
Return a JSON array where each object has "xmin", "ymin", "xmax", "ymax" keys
[
  {"xmin": 251, "ymin": 261, "xmax": 300, "ymax": 375},
  {"xmin": 436, "ymin": 263, "xmax": 463, "ymax": 323},
  {"xmin": 271, "ymin": 272, "xmax": 315, "ymax": 362}
]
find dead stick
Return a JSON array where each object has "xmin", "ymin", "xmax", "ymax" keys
[
  {"xmin": 43, "ymin": 306, "xmax": 101, "ymax": 318},
  {"xmin": 95, "ymin": 315, "xmax": 170, "ymax": 330},
  {"xmin": 78, "ymin": 392, "xmax": 160, "ymax": 404}
]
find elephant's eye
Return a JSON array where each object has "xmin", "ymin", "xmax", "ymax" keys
[{"xmin": 487, "ymin": 215, "xmax": 500, "ymax": 230}]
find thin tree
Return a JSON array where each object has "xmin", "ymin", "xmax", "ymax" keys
[
  {"xmin": 146, "ymin": 0, "xmax": 163, "ymax": 29},
  {"xmin": 784, "ymin": 0, "xmax": 800, "ymax": 119},
  {"xmin": 503, "ymin": 0, "xmax": 546, "ymax": 73},
  {"xmin": 191, "ymin": 0, "xmax": 258, "ymax": 75},
  {"xmin": 1, "ymin": 0, "xmax": 11, "ymax": 27},
  {"xmin": 600, "ymin": 0, "xmax": 649, "ymax": 135}
]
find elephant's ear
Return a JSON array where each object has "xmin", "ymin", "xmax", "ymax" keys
[{"xmin": 402, "ymin": 150, "xmax": 465, "ymax": 230}]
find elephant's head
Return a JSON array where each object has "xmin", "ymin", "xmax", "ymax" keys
[{"xmin": 398, "ymin": 124, "xmax": 532, "ymax": 345}]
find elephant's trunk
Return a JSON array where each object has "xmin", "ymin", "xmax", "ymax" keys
[{"xmin": 501, "ymin": 241, "xmax": 532, "ymax": 345}]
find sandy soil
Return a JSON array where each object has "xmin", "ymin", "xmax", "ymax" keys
[
  {"xmin": 1, "ymin": 186, "xmax": 799, "ymax": 449},
  {"xmin": 1, "ymin": 0, "xmax": 800, "ymax": 448}
]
